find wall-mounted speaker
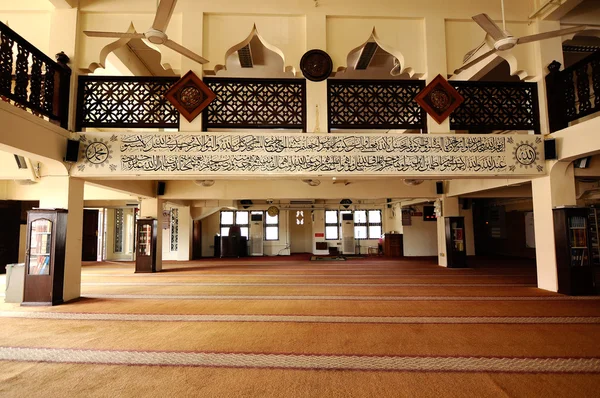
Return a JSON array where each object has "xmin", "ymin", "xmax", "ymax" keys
[
  {"xmin": 65, "ymin": 139, "xmax": 80, "ymax": 162},
  {"xmin": 436, "ymin": 181, "xmax": 444, "ymax": 195},
  {"xmin": 157, "ymin": 181, "xmax": 166, "ymax": 196},
  {"xmin": 544, "ymin": 139, "xmax": 557, "ymax": 160},
  {"xmin": 573, "ymin": 156, "xmax": 591, "ymax": 169}
]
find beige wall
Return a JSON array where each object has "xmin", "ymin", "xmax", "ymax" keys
[{"xmin": 402, "ymin": 205, "xmax": 438, "ymax": 257}]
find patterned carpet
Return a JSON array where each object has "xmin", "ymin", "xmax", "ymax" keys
[{"xmin": 1, "ymin": 255, "xmax": 600, "ymax": 397}]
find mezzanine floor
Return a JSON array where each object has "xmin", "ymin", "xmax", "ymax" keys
[{"xmin": 0, "ymin": 255, "xmax": 599, "ymax": 397}]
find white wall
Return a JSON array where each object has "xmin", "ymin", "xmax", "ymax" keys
[{"xmin": 402, "ymin": 205, "xmax": 438, "ymax": 257}]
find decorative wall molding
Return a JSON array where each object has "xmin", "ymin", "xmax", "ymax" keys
[{"xmin": 72, "ymin": 132, "xmax": 545, "ymax": 177}]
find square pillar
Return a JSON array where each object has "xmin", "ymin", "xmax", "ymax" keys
[
  {"xmin": 532, "ymin": 162, "xmax": 577, "ymax": 292},
  {"xmin": 437, "ymin": 196, "xmax": 459, "ymax": 267},
  {"xmin": 305, "ymin": 13, "xmax": 328, "ymax": 133},
  {"xmin": 39, "ymin": 176, "xmax": 84, "ymax": 302},
  {"xmin": 140, "ymin": 197, "xmax": 164, "ymax": 271}
]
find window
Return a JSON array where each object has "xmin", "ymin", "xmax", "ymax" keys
[
  {"xmin": 220, "ymin": 211, "xmax": 249, "ymax": 238},
  {"xmin": 325, "ymin": 209, "xmax": 383, "ymax": 240},
  {"xmin": 296, "ymin": 210, "xmax": 304, "ymax": 225},
  {"xmin": 170, "ymin": 208, "xmax": 179, "ymax": 251},
  {"xmin": 325, "ymin": 210, "xmax": 338, "ymax": 240},
  {"xmin": 114, "ymin": 209, "xmax": 124, "ymax": 253},
  {"xmin": 265, "ymin": 212, "xmax": 279, "ymax": 241}
]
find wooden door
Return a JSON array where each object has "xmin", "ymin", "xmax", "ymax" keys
[
  {"xmin": 81, "ymin": 209, "xmax": 99, "ymax": 261},
  {"xmin": 192, "ymin": 220, "xmax": 202, "ymax": 259},
  {"xmin": 290, "ymin": 210, "xmax": 312, "ymax": 253}
]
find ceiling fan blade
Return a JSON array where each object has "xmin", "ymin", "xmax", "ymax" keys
[
  {"xmin": 472, "ymin": 14, "xmax": 507, "ymax": 41},
  {"xmin": 152, "ymin": 0, "xmax": 177, "ymax": 32},
  {"xmin": 516, "ymin": 26, "xmax": 587, "ymax": 45},
  {"xmin": 164, "ymin": 39, "xmax": 209, "ymax": 64},
  {"xmin": 454, "ymin": 48, "xmax": 498, "ymax": 74},
  {"xmin": 84, "ymin": 31, "xmax": 145, "ymax": 39}
]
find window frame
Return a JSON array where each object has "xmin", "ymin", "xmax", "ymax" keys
[
  {"xmin": 325, "ymin": 210, "xmax": 339, "ymax": 240},
  {"xmin": 220, "ymin": 210, "xmax": 250, "ymax": 238},
  {"xmin": 264, "ymin": 211, "xmax": 279, "ymax": 241}
]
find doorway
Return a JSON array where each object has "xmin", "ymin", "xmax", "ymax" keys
[
  {"xmin": 192, "ymin": 219, "xmax": 202, "ymax": 259},
  {"xmin": 81, "ymin": 209, "xmax": 99, "ymax": 261}
]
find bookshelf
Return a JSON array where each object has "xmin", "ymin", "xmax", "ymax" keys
[
  {"xmin": 445, "ymin": 217, "xmax": 467, "ymax": 268},
  {"xmin": 554, "ymin": 208, "xmax": 596, "ymax": 295},
  {"xmin": 135, "ymin": 218, "xmax": 157, "ymax": 273},
  {"xmin": 23, "ymin": 209, "xmax": 68, "ymax": 306}
]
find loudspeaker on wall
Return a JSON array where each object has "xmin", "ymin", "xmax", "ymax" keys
[
  {"xmin": 157, "ymin": 181, "xmax": 166, "ymax": 196},
  {"xmin": 544, "ymin": 139, "xmax": 557, "ymax": 160},
  {"xmin": 436, "ymin": 181, "xmax": 444, "ymax": 195},
  {"xmin": 65, "ymin": 139, "xmax": 80, "ymax": 162}
]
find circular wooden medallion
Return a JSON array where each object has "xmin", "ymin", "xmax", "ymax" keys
[{"xmin": 300, "ymin": 49, "xmax": 333, "ymax": 82}]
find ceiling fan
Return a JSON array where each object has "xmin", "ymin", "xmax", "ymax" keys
[
  {"xmin": 454, "ymin": 0, "xmax": 586, "ymax": 74},
  {"xmin": 84, "ymin": 0, "xmax": 208, "ymax": 65}
]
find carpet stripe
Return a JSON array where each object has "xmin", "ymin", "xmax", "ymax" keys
[
  {"xmin": 2, "ymin": 311, "xmax": 599, "ymax": 324},
  {"xmin": 82, "ymin": 273, "xmax": 534, "ymax": 278},
  {"xmin": 1, "ymin": 347, "xmax": 599, "ymax": 373},
  {"xmin": 81, "ymin": 282, "xmax": 536, "ymax": 287},
  {"xmin": 83, "ymin": 294, "xmax": 600, "ymax": 301}
]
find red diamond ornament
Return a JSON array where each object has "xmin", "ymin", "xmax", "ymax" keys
[
  {"xmin": 165, "ymin": 70, "xmax": 216, "ymax": 122},
  {"xmin": 415, "ymin": 74, "xmax": 464, "ymax": 124}
]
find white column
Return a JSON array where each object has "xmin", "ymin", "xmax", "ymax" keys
[
  {"xmin": 305, "ymin": 13, "xmax": 327, "ymax": 133},
  {"xmin": 437, "ymin": 196, "xmax": 459, "ymax": 267},
  {"xmin": 39, "ymin": 176, "xmax": 84, "ymax": 302},
  {"xmin": 532, "ymin": 19, "xmax": 565, "ymax": 135},
  {"xmin": 140, "ymin": 197, "xmax": 164, "ymax": 271},
  {"xmin": 532, "ymin": 162, "xmax": 577, "ymax": 291},
  {"xmin": 423, "ymin": 16, "xmax": 450, "ymax": 133},
  {"xmin": 48, "ymin": 7, "xmax": 80, "ymax": 131},
  {"xmin": 179, "ymin": 11, "xmax": 204, "ymax": 132}
]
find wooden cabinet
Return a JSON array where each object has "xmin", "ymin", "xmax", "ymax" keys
[
  {"xmin": 554, "ymin": 208, "xmax": 595, "ymax": 295},
  {"xmin": 135, "ymin": 218, "xmax": 157, "ymax": 273},
  {"xmin": 383, "ymin": 233, "xmax": 403, "ymax": 257},
  {"xmin": 23, "ymin": 209, "xmax": 67, "ymax": 306},
  {"xmin": 445, "ymin": 217, "xmax": 467, "ymax": 268}
]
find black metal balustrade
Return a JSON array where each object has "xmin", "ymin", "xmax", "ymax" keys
[
  {"xmin": 0, "ymin": 21, "xmax": 71, "ymax": 129},
  {"xmin": 450, "ymin": 81, "xmax": 541, "ymax": 134},
  {"xmin": 546, "ymin": 51, "xmax": 600, "ymax": 133},
  {"xmin": 327, "ymin": 79, "xmax": 426, "ymax": 131},
  {"xmin": 76, "ymin": 76, "xmax": 180, "ymax": 130},
  {"xmin": 203, "ymin": 77, "xmax": 306, "ymax": 131}
]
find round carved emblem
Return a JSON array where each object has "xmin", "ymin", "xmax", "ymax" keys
[
  {"xmin": 179, "ymin": 86, "xmax": 204, "ymax": 108},
  {"xmin": 300, "ymin": 49, "xmax": 333, "ymax": 82},
  {"xmin": 429, "ymin": 89, "xmax": 451, "ymax": 111},
  {"xmin": 85, "ymin": 142, "xmax": 109, "ymax": 165},
  {"xmin": 515, "ymin": 144, "xmax": 537, "ymax": 166}
]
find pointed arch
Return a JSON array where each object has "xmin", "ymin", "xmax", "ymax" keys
[
  {"xmin": 335, "ymin": 28, "xmax": 415, "ymax": 79},
  {"xmin": 213, "ymin": 25, "xmax": 294, "ymax": 76}
]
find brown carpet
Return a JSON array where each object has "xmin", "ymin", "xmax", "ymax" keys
[{"xmin": 1, "ymin": 256, "xmax": 599, "ymax": 397}]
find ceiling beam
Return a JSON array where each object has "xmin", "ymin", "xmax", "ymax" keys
[{"xmin": 48, "ymin": 0, "xmax": 79, "ymax": 9}]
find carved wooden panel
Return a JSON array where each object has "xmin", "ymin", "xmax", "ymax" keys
[
  {"xmin": 450, "ymin": 81, "xmax": 541, "ymax": 133},
  {"xmin": 203, "ymin": 78, "xmax": 306, "ymax": 131},
  {"xmin": 0, "ymin": 21, "xmax": 70, "ymax": 127},
  {"xmin": 327, "ymin": 80, "xmax": 427, "ymax": 131},
  {"xmin": 77, "ymin": 76, "xmax": 180, "ymax": 130}
]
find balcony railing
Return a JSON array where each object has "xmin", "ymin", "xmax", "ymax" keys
[
  {"xmin": 450, "ymin": 81, "xmax": 541, "ymax": 134},
  {"xmin": 546, "ymin": 51, "xmax": 600, "ymax": 133},
  {"xmin": 76, "ymin": 76, "xmax": 180, "ymax": 130},
  {"xmin": 0, "ymin": 21, "xmax": 71, "ymax": 129},
  {"xmin": 203, "ymin": 77, "xmax": 306, "ymax": 131},
  {"xmin": 328, "ymin": 79, "xmax": 427, "ymax": 131}
]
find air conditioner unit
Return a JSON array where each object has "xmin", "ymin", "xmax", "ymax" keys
[
  {"xmin": 249, "ymin": 213, "xmax": 264, "ymax": 256},
  {"xmin": 341, "ymin": 213, "xmax": 355, "ymax": 255}
]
